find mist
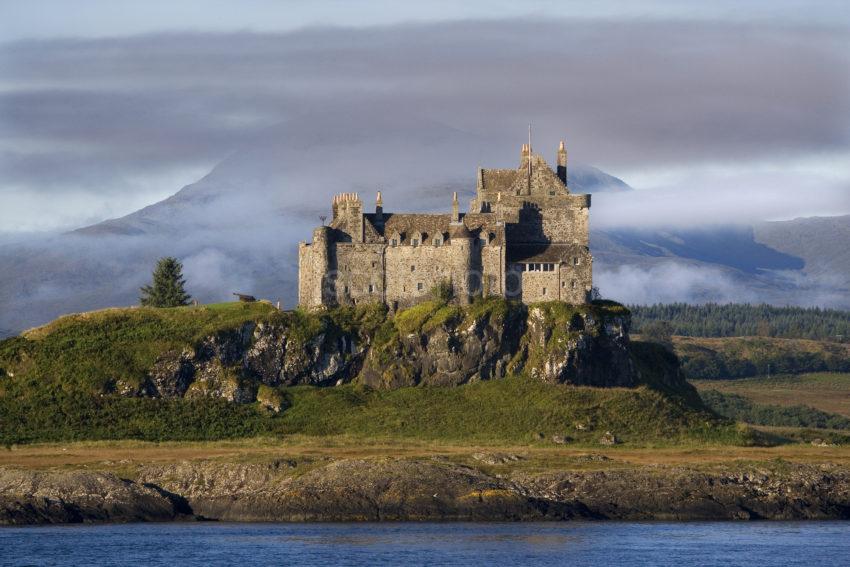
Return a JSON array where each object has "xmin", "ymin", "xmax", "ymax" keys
[{"xmin": 1, "ymin": 18, "xmax": 849, "ymax": 334}]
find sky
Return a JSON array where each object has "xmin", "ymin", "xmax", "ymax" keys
[{"xmin": 1, "ymin": 0, "xmax": 849, "ymax": 231}]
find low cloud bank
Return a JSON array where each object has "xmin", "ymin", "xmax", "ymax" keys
[{"xmin": 596, "ymin": 261, "xmax": 850, "ymax": 308}]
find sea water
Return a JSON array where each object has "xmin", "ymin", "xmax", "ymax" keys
[{"xmin": 2, "ymin": 521, "xmax": 850, "ymax": 566}]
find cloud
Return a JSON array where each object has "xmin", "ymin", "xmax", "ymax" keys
[
  {"xmin": 1, "ymin": 19, "xmax": 849, "ymax": 230},
  {"xmin": 595, "ymin": 260, "xmax": 850, "ymax": 307},
  {"xmin": 595, "ymin": 261, "xmax": 759, "ymax": 305},
  {"xmin": 592, "ymin": 167, "xmax": 850, "ymax": 229}
]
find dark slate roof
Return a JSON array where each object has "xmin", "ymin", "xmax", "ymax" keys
[
  {"xmin": 479, "ymin": 168, "xmax": 518, "ymax": 193},
  {"xmin": 449, "ymin": 223, "xmax": 473, "ymax": 239},
  {"xmin": 506, "ymin": 243, "xmax": 588, "ymax": 264},
  {"xmin": 361, "ymin": 211, "xmax": 504, "ymax": 245}
]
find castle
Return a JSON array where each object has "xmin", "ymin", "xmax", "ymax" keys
[{"xmin": 298, "ymin": 140, "xmax": 592, "ymax": 309}]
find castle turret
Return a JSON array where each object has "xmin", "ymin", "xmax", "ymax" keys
[
  {"xmin": 557, "ymin": 140, "xmax": 568, "ymax": 186},
  {"xmin": 331, "ymin": 192, "xmax": 364, "ymax": 242},
  {"xmin": 299, "ymin": 225, "xmax": 333, "ymax": 307},
  {"xmin": 449, "ymin": 222, "xmax": 475, "ymax": 305}
]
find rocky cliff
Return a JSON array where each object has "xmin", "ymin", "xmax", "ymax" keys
[
  {"xmin": 3, "ymin": 458, "xmax": 849, "ymax": 524},
  {"xmin": 133, "ymin": 299, "xmax": 644, "ymax": 401}
]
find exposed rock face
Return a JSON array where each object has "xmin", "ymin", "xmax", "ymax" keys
[
  {"xmin": 140, "ymin": 318, "xmax": 366, "ymax": 402},
  {"xmin": 513, "ymin": 305, "xmax": 637, "ymax": 387},
  {"xmin": 4, "ymin": 460, "xmax": 850, "ymax": 524},
  {"xmin": 359, "ymin": 305, "xmax": 527, "ymax": 388},
  {"xmin": 130, "ymin": 301, "xmax": 642, "ymax": 402},
  {"xmin": 519, "ymin": 467, "xmax": 850, "ymax": 521},
  {"xmin": 0, "ymin": 469, "xmax": 186, "ymax": 525}
]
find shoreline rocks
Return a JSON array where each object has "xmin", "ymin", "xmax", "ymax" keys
[{"xmin": 3, "ymin": 459, "xmax": 849, "ymax": 525}]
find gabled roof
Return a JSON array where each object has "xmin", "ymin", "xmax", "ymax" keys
[{"xmin": 480, "ymin": 154, "xmax": 566, "ymax": 196}]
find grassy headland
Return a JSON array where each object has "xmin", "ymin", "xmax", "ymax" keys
[{"xmin": 0, "ymin": 300, "xmax": 759, "ymax": 447}]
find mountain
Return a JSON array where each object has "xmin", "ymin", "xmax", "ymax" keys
[
  {"xmin": 754, "ymin": 215, "xmax": 850, "ymax": 279},
  {"xmin": 591, "ymin": 220, "xmax": 850, "ymax": 307},
  {"xmin": 0, "ymin": 114, "xmax": 847, "ymax": 336}
]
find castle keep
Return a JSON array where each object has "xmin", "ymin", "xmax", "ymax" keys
[{"xmin": 298, "ymin": 141, "xmax": 592, "ymax": 308}]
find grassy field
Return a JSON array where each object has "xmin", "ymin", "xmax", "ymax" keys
[
  {"xmin": 3, "ymin": 437, "xmax": 850, "ymax": 475},
  {"xmin": 692, "ymin": 373, "xmax": 850, "ymax": 417}
]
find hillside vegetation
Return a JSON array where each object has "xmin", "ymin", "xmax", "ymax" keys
[
  {"xmin": 0, "ymin": 300, "xmax": 748, "ymax": 446},
  {"xmin": 693, "ymin": 373, "xmax": 850, "ymax": 419},
  {"xmin": 673, "ymin": 336, "xmax": 850, "ymax": 380}
]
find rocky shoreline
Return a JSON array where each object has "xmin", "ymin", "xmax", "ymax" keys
[{"xmin": 3, "ymin": 458, "xmax": 849, "ymax": 525}]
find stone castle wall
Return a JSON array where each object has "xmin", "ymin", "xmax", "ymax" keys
[{"xmin": 298, "ymin": 142, "xmax": 593, "ymax": 309}]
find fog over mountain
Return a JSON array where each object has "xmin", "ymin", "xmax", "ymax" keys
[
  {"xmin": 1, "ymin": 16, "xmax": 849, "ymax": 335},
  {"xmin": 0, "ymin": 112, "xmax": 847, "ymax": 337}
]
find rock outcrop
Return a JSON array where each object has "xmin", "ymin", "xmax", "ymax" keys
[
  {"xmin": 4, "ymin": 459, "xmax": 850, "ymax": 524},
  {"xmin": 0, "ymin": 469, "xmax": 187, "ymax": 525},
  {"xmin": 359, "ymin": 302, "xmax": 528, "ymax": 388},
  {"xmin": 131, "ymin": 300, "xmax": 644, "ymax": 401}
]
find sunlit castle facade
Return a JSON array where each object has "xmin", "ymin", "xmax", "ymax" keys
[{"xmin": 298, "ymin": 140, "xmax": 592, "ymax": 309}]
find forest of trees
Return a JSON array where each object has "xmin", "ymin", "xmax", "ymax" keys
[{"xmin": 631, "ymin": 303, "xmax": 850, "ymax": 341}]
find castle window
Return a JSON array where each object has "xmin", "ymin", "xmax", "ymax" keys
[
  {"xmin": 417, "ymin": 282, "xmax": 424, "ymax": 291},
  {"xmin": 344, "ymin": 285, "xmax": 349, "ymax": 294},
  {"xmin": 542, "ymin": 287, "xmax": 547, "ymax": 295},
  {"xmin": 368, "ymin": 284, "xmax": 374, "ymax": 293},
  {"xmin": 390, "ymin": 239, "xmax": 397, "ymax": 247},
  {"xmin": 371, "ymin": 261, "xmax": 377, "ymax": 268},
  {"xmin": 410, "ymin": 265, "xmax": 415, "ymax": 272},
  {"xmin": 562, "ymin": 281, "xmax": 566, "ymax": 288},
  {"xmin": 412, "ymin": 238, "xmax": 419, "ymax": 247},
  {"xmin": 571, "ymin": 280, "xmax": 577, "ymax": 289},
  {"xmin": 433, "ymin": 237, "xmax": 442, "ymax": 246},
  {"xmin": 573, "ymin": 257, "xmax": 580, "ymax": 265}
]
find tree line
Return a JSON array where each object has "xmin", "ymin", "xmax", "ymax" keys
[{"xmin": 631, "ymin": 303, "xmax": 850, "ymax": 341}]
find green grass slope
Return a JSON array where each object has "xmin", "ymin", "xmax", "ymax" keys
[{"xmin": 0, "ymin": 300, "xmax": 747, "ymax": 446}]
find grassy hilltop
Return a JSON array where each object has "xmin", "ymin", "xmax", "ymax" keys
[{"xmin": 0, "ymin": 300, "xmax": 749, "ymax": 446}]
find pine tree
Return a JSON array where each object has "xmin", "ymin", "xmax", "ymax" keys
[{"xmin": 140, "ymin": 257, "xmax": 192, "ymax": 307}]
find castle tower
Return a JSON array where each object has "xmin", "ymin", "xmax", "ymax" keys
[
  {"xmin": 448, "ymin": 222, "xmax": 475, "ymax": 305},
  {"xmin": 557, "ymin": 140, "xmax": 568, "ymax": 186},
  {"xmin": 332, "ymin": 192, "xmax": 364, "ymax": 242},
  {"xmin": 298, "ymin": 225, "xmax": 333, "ymax": 307}
]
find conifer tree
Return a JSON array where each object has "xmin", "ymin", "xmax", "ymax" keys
[{"xmin": 140, "ymin": 257, "xmax": 192, "ymax": 307}]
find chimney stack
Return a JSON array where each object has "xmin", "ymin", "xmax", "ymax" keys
[
  {"xmin": 557, "ymin": 140, "xmax": 568, "ymax": 186},
  {"xmin": 375, "ymin": 191, "xmax": 384, "ymax": 224},
  {"xmin": 451, "ymin": 191, "xmax": 460, "ymax": 222}
]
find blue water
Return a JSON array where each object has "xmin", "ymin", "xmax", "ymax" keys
[{"xmin": 2, "ymin": 522, "xmax": 850, "ymax": 566}]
